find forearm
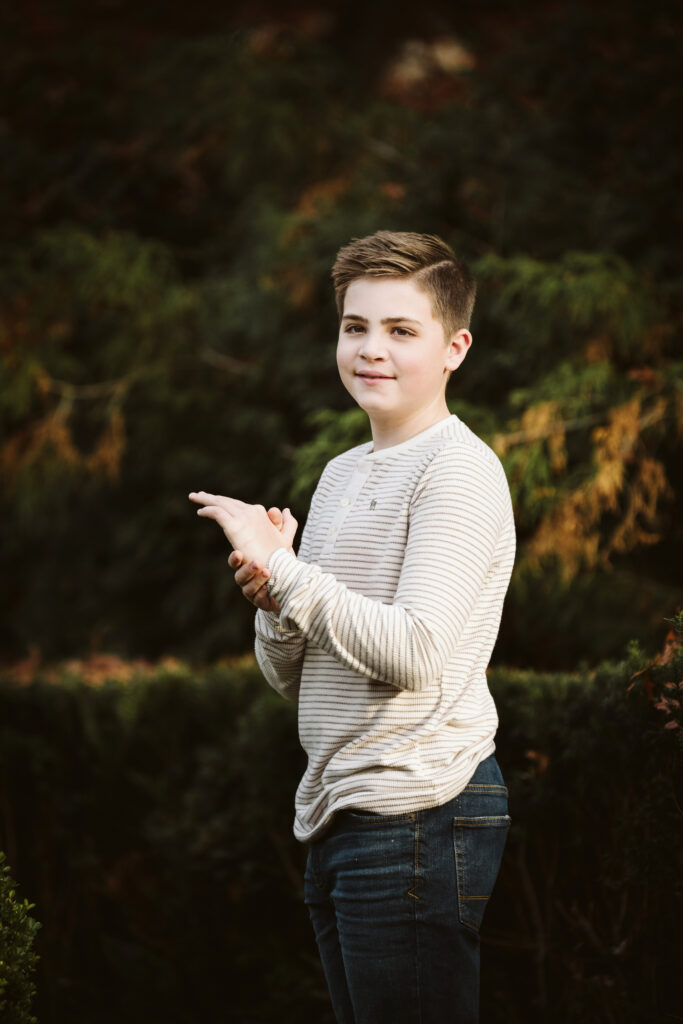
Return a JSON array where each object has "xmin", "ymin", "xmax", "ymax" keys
[{"xmin": 263, "ymin": 551, "xmax": 444, "ymax": 690}]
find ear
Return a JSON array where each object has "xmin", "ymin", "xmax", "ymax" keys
[{"xmin": 444, "ymin": 328, "xmax": 472, "ymax": 372}]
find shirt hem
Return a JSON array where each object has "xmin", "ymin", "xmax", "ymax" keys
[{"xmin": 293, "ymin": 738, "xmax": 497, "ymax": 844}]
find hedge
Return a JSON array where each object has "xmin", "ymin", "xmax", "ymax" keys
[{"xmin": 0, "ymin": 620, "xmax": 681, "ymax": 1023}]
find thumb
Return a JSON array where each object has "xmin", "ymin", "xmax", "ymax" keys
[
  {"xmin": 280, "ymin": 508, "xmax": 298, "ymax": 548},
  {"xmin": 267, "ymin": 506, "xmax": 284, "ymax": 530}
]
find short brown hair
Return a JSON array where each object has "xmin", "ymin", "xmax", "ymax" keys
[{"xmin": 331, "ymin": 230, "xmax": 477, "ymax": 338}]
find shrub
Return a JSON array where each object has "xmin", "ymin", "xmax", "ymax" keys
[
  {"xmin": 0, "ymin": 851, "xmax": 41, "ymax": 1024},
  {"xmin": 0, "ymin": 619, "xmax": 680, "ymax": 1023}
]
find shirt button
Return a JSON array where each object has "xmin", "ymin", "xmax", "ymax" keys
[{"xmin": 341, "ymin": 497, "xmax": 350, "ymax": 507}]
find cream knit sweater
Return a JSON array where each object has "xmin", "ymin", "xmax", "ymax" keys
[{"xmin": 254, "ymin": 413, "xmax": 516, "ymax": 843}]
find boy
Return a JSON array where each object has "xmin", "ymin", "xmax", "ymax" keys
[{"xmin": 188, "ymin": 230, "xmax": 516, "ymax": 1023}]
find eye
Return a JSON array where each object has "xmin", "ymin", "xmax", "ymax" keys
[
  {"xmin": 393, "ymin": 327, "xmax": 414, "ymax": 337},
  {"xmin": 344, "ymin": 324, "xmax": 365, "ymax": 334}
]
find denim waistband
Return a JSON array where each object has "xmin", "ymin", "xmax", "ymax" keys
[{"xmin": 326, "ymin": 753, "xmax": 506, "ymax": 836}]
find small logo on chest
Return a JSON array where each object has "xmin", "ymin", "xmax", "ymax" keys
[{"xmin": 369, "ymin": 499, "xmax": 377, "ymax": 510}]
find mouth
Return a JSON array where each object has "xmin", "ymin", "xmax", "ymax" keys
[{"xmin": 355, "ymin": 372, "xmax": 394, "ymax": 380}]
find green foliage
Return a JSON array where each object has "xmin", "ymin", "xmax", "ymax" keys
[
  {"xmin": 0, "ymin": 852, "xmax": 41, "ymax": 1024},
  {"xmin": 0, "ymin": 0, "xmax": 680, "ymax": 668},
  {"xmin": 477, "ymin": 251, "xmax": 660, "ymax": 353}
]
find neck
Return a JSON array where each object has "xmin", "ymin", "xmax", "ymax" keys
[{"xmin": 369, "ymin": 400, "xmax": 452, "ymax": 453}]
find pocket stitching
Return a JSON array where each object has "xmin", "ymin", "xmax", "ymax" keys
[{"xmin": 453, "ymin": 814, "xmax": 511, "ymax": 933}]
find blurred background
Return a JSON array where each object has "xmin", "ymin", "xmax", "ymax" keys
[{"xmin": 0, "ymin": 1, "xmax": 681, "ymax": 1022}]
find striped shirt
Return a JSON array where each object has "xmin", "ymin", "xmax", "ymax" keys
[{"xmin": 254, "ymin": 413, "xmax": 516, "ymax": 844}]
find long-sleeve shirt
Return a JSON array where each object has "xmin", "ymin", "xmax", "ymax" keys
[{"xmin": 254, "ymin": 413, "xmax": 516, "ymax": 843}]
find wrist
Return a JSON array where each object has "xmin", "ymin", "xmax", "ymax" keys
[{"xmin": 262, "ymin": 540, "xmax": 289, "ymax": 567}]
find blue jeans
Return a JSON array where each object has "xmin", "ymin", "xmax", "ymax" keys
[{"xmin": 303, "ymin": 753, "xmax": 510, "ymax": 1024}]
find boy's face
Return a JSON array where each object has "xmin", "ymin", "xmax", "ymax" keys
[{"xmin": 336, "ymin": 275, "xmax": 471, "ymax": 428}]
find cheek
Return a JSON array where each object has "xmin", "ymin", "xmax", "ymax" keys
[
  {"xmin": 400, "ymin": 353, "xmax": 432, "ymax": 385},
  {"xmin": 335, "ymin": 341, "xmax": 347, "ymax": 371},
  {"xmin": 336, "ymin": 344, "xmax": 358, "ymax": 383}
]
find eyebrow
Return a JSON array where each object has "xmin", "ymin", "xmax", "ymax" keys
[{"xmin": 341, "ymin": 314, "xmax": 423, "ymax": 326}]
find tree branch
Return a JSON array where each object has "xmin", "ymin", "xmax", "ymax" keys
[{"xmin": 495, "ymin": 403, "xmax": 667, "ymax": 449}]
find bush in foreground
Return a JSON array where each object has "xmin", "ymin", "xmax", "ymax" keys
[
  {"xmin": 0, "ymin": 616, "xmax": 680, "ymax": 1023},
  {"xmin": 0, "ymin": 851, "xmax": 41, "ymax": 1024}
]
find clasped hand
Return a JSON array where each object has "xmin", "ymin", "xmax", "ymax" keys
[{"xmin": 188, "ymin": 491, "xmax": 298, "ymax": 612}]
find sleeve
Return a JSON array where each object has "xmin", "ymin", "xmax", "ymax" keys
[
  {"xmin": 263, "ymin": 444, "xmax": 509, "ymax": 692},
  {"xmin": 253, "ymin": 468, "xmax": 326, "ymax": 701}
]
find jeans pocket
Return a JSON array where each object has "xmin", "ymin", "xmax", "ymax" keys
[
  {"xmin": 342, "ymin": 808, "xmax": 417, "ymax": 824},
  {"xmin": 452, "ymin": 814, "xmax": 511, "ymax": 934}
]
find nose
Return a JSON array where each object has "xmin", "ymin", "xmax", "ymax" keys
[{"xmin": 358, "ymin": 329, "xmax": 388, "ymax": 361}]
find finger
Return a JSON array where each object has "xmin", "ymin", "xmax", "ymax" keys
[
  {"xmin": 189, "ymin": 491, "xmax": 226, "ymax": 503},
  {"xmin": 280, "ymin": 508, "xmax": 299, "ymax": 547},
  {"xmin": 234, "ymin": 563, "xmax": 260, "ymax": 587},
  {"xmin": 244, "ymin": 576, "xmax": 270, "ymax": 600},
  {"xmin": 253, "ymin": 580, "xmax": 273, "ymax": 602},
  {"xmin": 252, "ymin": 592, "xmax": 273, "ymax": 610},
  {"xmin": 189, "ymin": 492, "xmax": 245, "ymax": 513},
  {"xmin": 242, "ymin": 565, "xmax": 271, "ymax": 597},
  {"xmin": 195, "ymin": 506, "xmax": 231, "ymax": 530},
  {"xmin": 254, "ymin": 592, "xmax": 280, "ymax": 612},
  {"xmin": 234, "ymin": 561, "xmax": 269, "ymax": 587},
  {"xmin": 268, "ymin": 507, "xmax": 284, "ymax": 529},
  {"xmin": 188, "ymin": 491, "xmax": 219, "ymax": 504},
  {"xmin": 228, "ymin": 550, "xmax": 245, "ymax": 569},
  {"xmin": 194, "ymin": 503, "xmax": 223, "ymax": 518}
]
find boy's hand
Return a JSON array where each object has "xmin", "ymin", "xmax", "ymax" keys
[
  {"xmin": 188, "ymin": 491, "xmax": 298, "ymax": 610},
  {"xmin": 188, "ymin": 491, "xmax": 295, "ymax": 566},
  {"xmin": 229, "ymin": 507, "xmax": 295, "ymax": 612}
]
